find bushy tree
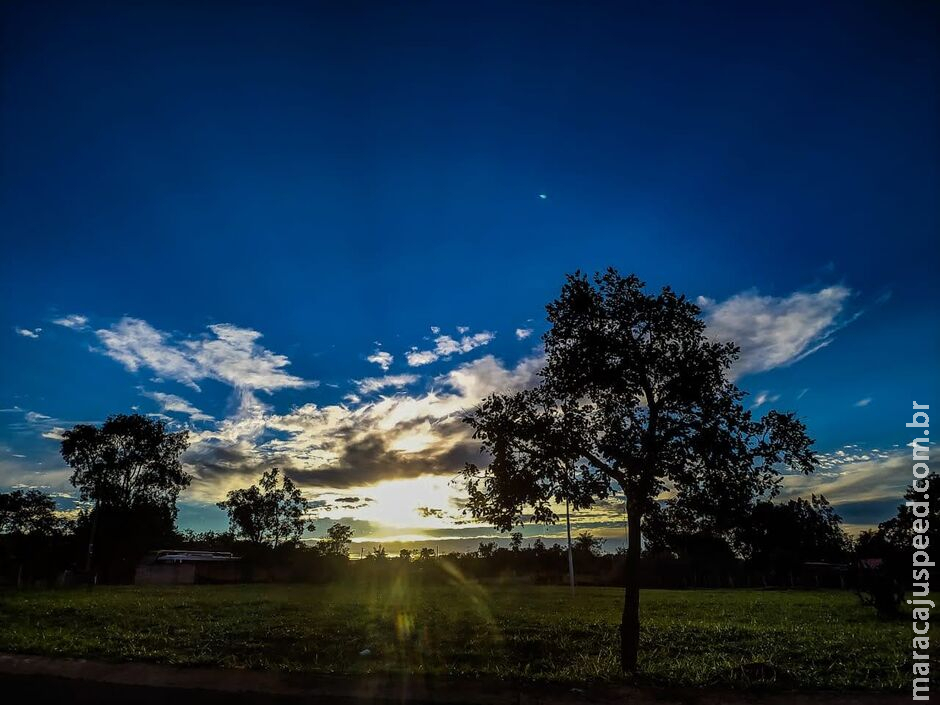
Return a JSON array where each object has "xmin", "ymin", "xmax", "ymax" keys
[
  {"xmin": 217, "ymin": 468, "xmax": 315, "ymax": 548},
  {"xmin": 60, "ymin": 414, "xmax": 190, "ymax": 579},
  {"xmin": 318, "ymin": 522, "xmax": 353, "ymax": 557},
  {"xmin": 462, "ymin": 270, "xmax": 816, "ymax": 671},
  {"xmin": 61, "ymin": 414, "xmax": 190, "ymax": 510},
  {"xmin": 0, "ymin": 489, "xmax": 66, "ymax": 536},
  {"xmin": 735, "ymin": 494, "xmax": 851, "ymax": 577}
]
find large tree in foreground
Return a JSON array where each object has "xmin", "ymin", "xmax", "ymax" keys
[
  {"xmin": 462, "ymin": 270, "xmax": 816, "ymax": 671},
  {"xmin": 61, "ymin": 414, "xmax": 190, "ymax": 578}
]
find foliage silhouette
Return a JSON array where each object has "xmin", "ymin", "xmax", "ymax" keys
[
  {"xmin": 217, "ymin": 468, "xmax": 316, "ymax": 548},
  {"xmin": 461, "ymin": 269, "xmax": 816, "ymax": 671},
  {"xmin": 60, "ymin": 413, "xmax": 190, "ymax": 580}
]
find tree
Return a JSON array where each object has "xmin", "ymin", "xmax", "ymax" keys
[
  {"xmin": 462, "ymin": 270, "xmax": 815, "ymax": 671},
  {"xmin": 510, "ymin": 531, "xmax": 523, "ymax": 551},
  {"xmin": 0, "ymin": 489, "xmax": 65, "ymax": 536},
  {"xmin": 477, "ymin": 541, "xmax": 496, "ymax": 559},
  {"xmin": 573, "ymin": 531, "xmax": 605, "ymax": 557},
  {"xmin": 855, "ymin": 473, "xmax": 938, "ymax": 616},
  {"xmin": 61, "ymin": 414, "xmax": 190, "ymax": 578},
  {"xmin": 735, "ymin": 494, "xmax": 851, "ymax": 579},
  {"xmin": 399, "ymin": 548, "xmax": 412, "ymax": 561},
  {"xmin": 217, "ymin": 468, "xmax": 315, "ymax": 548},
  {"xmin": 319, "ymin": 522, "xmax": 353, "ymax": 557},
  {"xmin": 61, "ymin": 414, "xmax": 190, "ymax": 510}
]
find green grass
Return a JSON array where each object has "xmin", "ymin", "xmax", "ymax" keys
[{"xmin": 0, "ymin": 579, "xmax": 911, "ymax": 690}]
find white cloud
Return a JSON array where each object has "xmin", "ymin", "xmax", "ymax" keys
[
  {"xmin": 781, "ymin": 449, "xmax": 906, "ymax": 507},
  {"xmin": 406, "ymin": 330, "xmax": 495, "ymax": 367},
  {"xmin": 854, "ymin": 397, "xmax": 872, "ymax": 407},
  {"xmin": 141, "ymin": 390, "xmax": 213, "ymax": 422},
  {"xmin": 366, "ymin": 350, "xmax": 393, "ymax": 371},
  {"xmin": 356, "ymin": 374, "xmax": 420, "ymax": 395},
  {"xmin": 699, "ymin": 285, "xmax": 854, "ymax": 379},
  {"xmin": 15, "ymin": 327, "xmax": 41, "ymax": 338},
  {"xmin": 181, "ymin": 353, "xmax": 543, "ymax": 502},
  {"xmin": 24, "ymin": 411, "xmax": 51, "ymax": 423},
  {"xmin": 405, "ymin": 349, "xmax": 440, "ymax": 366},
  {"xmin": 456, "ymin": 326, "xmax": 469, "ymax": 334},
  {"xmin": 515, "ymin": 327, "xmax": 533, "ymax": 340},
  {"xmin": 751, "ymin": 391, "xmax": 780, "ymax": 409},
  {"xmin": 430, "ymin": 326, "xmax": 440, "ymax": 335},
  {"xmin": 95, "ymin": 318, "xmax": 313, "ymax": 393},
  {"xmin": 52, "ymin": 314, "xmax": 88, "ymax": 330}
]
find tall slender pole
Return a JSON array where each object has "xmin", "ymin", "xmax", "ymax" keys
[
  {"xmin": 85, "ymin": 499, "xmax": 99, "ymax": 573},
  {"xmin": 566, "ymin": 497, "xmax": 575, "ymax": 593}
]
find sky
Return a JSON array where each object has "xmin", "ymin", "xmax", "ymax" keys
[{"xmin": 1, "ymin": 1, "xmax": 938, "ymax": 552}]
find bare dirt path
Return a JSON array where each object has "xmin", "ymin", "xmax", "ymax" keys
[{"xmin": 0, "ymin": 653, "xmax": 909, "ymax": 705}]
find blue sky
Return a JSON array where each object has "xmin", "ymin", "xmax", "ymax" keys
[{"xmin": 1, "ymin": 1, "xmax": 938, "ymax": 550}]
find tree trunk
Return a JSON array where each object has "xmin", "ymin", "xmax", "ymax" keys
[{"xmin": 621, "ymin": 502, "xmax": 642, "ymax": 672}]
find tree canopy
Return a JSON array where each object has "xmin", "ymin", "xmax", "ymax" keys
[
  {"xmin": 461, "ymin": 269, "xmax": 816, "ymax": 671},
  {"xmin": 61, "ymin": 414, "xmax": 190, "ymax": 511},
  {"xmin": 217, "ymin": 468, "xmax": 315, "ymax": 548}
]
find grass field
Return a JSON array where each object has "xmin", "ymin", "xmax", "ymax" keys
[{"xmin": 0, "ymin": 580, "xmax": 910, "ymax": 690}]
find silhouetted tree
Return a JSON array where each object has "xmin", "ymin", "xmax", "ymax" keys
[
  {"xmin": 318, "ymin": 522, "xmax": 353, "ymax": 557},
  {"xmin": 855, "ymin": 473, "xmax": 938, "ymax": 616},
  {"xmin": 60, "ymin": 414, "xmax": 190, "ymax": 579},
  {"xmin": 61, "ymin": 414, "xmax": 190, "ymax": 509},
  {"xmin": 736, "ymin": 495, "xmax": 850, "ymax": 580},
  {"xmin": 217, "ymin": 468, "xmax": 315, "ymax": 548},
  {"xmin": 574, "ymin": 531, "xmax": 605, "ymax": 557},
  {"xmin": 477, "ymin": 541, "xmax": 496, "ymax": 559},
  {"xmin": 0, "ymin": 489, "xmax": 65, "ymax": 536},
  {"xmin": 510, "ymin": 532, "xmax": 523, "ymax": 551},
  {"xmin": 399, "ymin": 548, "xmax": 412, "ymax": 561},
  {"xmin": 462, "ymin": 270, "xmax": 816, "ymax": 671}
]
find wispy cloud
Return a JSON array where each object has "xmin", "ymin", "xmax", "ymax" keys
[
  {"xmin": 356, "ymin": 374, "xmax": 420, "ymax": 395},
  {"xmin": 854, "ymin": 397, "xmax": 872, "ymax": 407},
  {"xmin": 366, "ymin": 350, "xmax": 393, "ymax": 371},
  {"xmin": 141, "ymin": 390, "xmax": 213, "ymax": 422},
  {"xmin": 406, "ymin": 329, "xmax": 495, "ymax": 367},
  {"xmin": 183, "ymin": 353, "xmax": 542, "ymax": 501},
  {"xmin": 699, "ymin": 285, "xmax": 855, "ymax": 379},
  {"xmin": 515, "ymin": 327, "xmax": 533, "ymax": 340},
  {"xmin": 15, "ymin": 327, "xmax": 41, "ymax": 338},
  {"xmin": 96, "ymin": 318, "xmax": 313, "ymax": 393},
  {"xmin": 52, "ymin": 314, "xmax": 88, "ymax": 330},
  {"xmin": 751, "ymin": 390, "xmax": 780, "ymax": 409}
]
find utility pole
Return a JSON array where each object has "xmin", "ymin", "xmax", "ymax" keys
[
  {"xmin": 566, "ymin": 497, "xmax": 575, "ymax": 593},
  {"xmin": 85, "ymin": 499, "xmax": 99, "ymax": 574}
]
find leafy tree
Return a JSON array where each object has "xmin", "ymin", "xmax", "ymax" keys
[
  {"xmin": 477, "ymin": 541, "xmax": 496, "ymax": 559},
  {"xmin": 462, "ymin": 270, "xmax": 816, "ymax": 671},
  {"xmin": 419, "ymin": 547, "xmax": 436, "ymax": 560},
  {"xmin": 874, "ymin": 472, "xmax": 938, "ymax": 554},
  {"xmin": 217, "ymin": 468, "xmax": 315, "ymax": 548},
  {"xmin": 735, "ymin": 494, "xmax": 851, "ymax": 577},
  {"xmin": 510, "ymin": 531, "xmax": 523, "ymax": 551},
  {"xmin": 318, "ymin": 522, "xmax": 353, "ymax": 557},
  {"xmin": 369, "ymin": 545, "xmax": 387, "ymax": 560},
  {"xmin": 0, "ymin": 489, "xmax": 65, "ymax": 536},
  {"xmin": 855, "ymin": 473, "xmax": 938, "ymax": 616},
  {"xmin": 60, "ymin": 414, "xmax": 190, "ymax": 578},
  {"xmin": 61, "ymin": 414, "xmax": 190, "ymax": 510},
  {"xmin": 399, "ymin": 548, "xmax": 412, "ymax": 561},
  {"xmin": 573, "ymin": 531, "xmax": 605, "ymax": 558}
]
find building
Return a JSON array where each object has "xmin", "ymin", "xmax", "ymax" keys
[{"xmin": 134, "ymin": 550, "xmax": 243, "ymax": 585}]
